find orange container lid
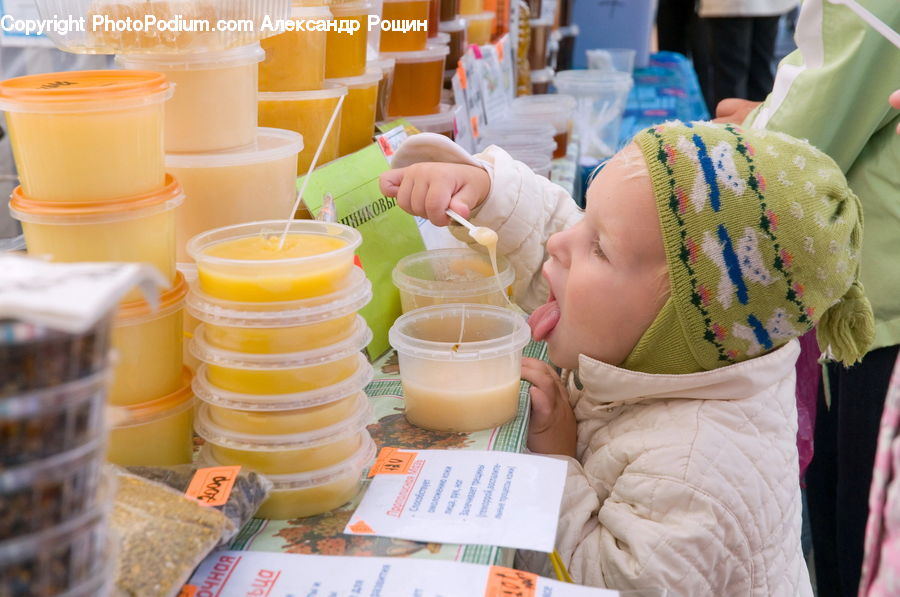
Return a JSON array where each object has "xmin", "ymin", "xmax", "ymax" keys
[
  {"xmin": 114, "ymin": 366, "xmax": 195, "ymax": 428},
  {"xmin": 0, "ymin": 70, "xmax": 169, "ymax": 105},
  {"xmin": 116, "ymin": 271, "xmax": 188, "ymax": 323}
]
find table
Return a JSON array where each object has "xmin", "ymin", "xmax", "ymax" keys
[{"xmin": 228, "ymin": 340, "xmax": 548, "ymax": 567}]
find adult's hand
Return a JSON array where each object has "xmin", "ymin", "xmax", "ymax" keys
[
  {"xmin": 713, "ymin": 98, "xmax": 762, "ymax": 124},
  {"xmin": 890, "ymin": 90, "xmax": 900, "ymax": 134}
]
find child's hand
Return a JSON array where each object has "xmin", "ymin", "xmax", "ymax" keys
[
  {"xmin": 891, "ymin": 90, "xmax": 900, "ymax": 134},
  {"xmin": 379, "ymin": 162, "xmax": 491, "ymax": 226},
  {"xmin": 521, "ymin": 357, "xmax": 577, "ymax": 458}
]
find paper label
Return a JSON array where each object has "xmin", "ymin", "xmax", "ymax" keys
[
  {"xmin": 369, "ymin": 447, "xmax": 418, "ymax": 477},
  {"xmin": 185, "ymin": 466, "xmax": 241, "ymax": 508},
  {"xmin": 485, "ymin": 566, "xmax": 539, "ymax": 597},
  {"xmin": 176, "ymin": 586, "xmax": 197, "ymax": 597}
]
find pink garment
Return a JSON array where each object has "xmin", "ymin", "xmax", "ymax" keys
[
  {"xmin": 858, "ymin": 352, "xmax": 900, "ymax": 597},
  {"xmin": 796, "ymin": 329, "xmax": 821, "ymax": 483}
]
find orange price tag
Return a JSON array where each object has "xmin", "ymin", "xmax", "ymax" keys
[
  {"xmin": 457, "ymin": 65, "xmax": 468, "ymax": 89},
  {"xmin": 177, "ymin": 585, "xmax": 198, "ymax": 597},
  {"xmin": 471, "ymin": 116, "xmax": 480, "ymax": 138},
  {"xmin": 495, "ymin": 42, "xmax": 504, "ymax": 61},
  {"xmin": 484, "ymin": 566, "xmax": 538, "ymax": 597},
  {"xmin": 185, "ymin": 466, "xmax": 241, "ymax": 507},
  {"xmin": 369, "ymin": 447, "xmax": 418, "ymax": 477}
]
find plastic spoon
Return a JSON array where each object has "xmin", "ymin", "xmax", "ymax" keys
[
  {"xmin": 445, "ymin": 209, "xmax": 498, "ymax": 246},
  {"xmin": 828, "ymin": 0, "xmax": 900, "ymax": 49}
]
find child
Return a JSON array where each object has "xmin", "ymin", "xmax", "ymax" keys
[{"xmin": 380, "ymin": 121, "xmax": 874, "ymax": 596}]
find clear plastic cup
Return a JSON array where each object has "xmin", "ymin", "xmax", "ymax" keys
[
  {"xmin": 110, "ymin": 272, "xmax": 187, "ymax": 406},
  {"xmin": 586, "ymin": 48, "xmax": 637, "ymax": 74},
  {"xmin": 258, "ymin": 84, "xmax": 348, "ymax": 174},
  {"xmin": 326, "ymin": 2, "xmax": 373, "ymax": 78},
  {"xmin": 259, "ymin": 6, "xmax": 334, "ymax": 91},
  {"xmin": 326, "ymin": 68, "xmax": 383, "ymax": 156},
  {"xmin": 9, "ymin": 175, "xmax": 184, "ymax": 302},
  {"xmin": 399, "ymin": 104, "xmax": 456, "ymax": 137},
  {"xmin": 477, "ymin": 119, "xmax": 556, "ymax": 153},
  {"xmin": 201, "ymin": 431, "xmax": 375, "ymax": 519},
  {"xmin": 530, "ymin": 67, "xmax": 553, "ymax": 94},
  {"xmin": 509, "ymin": 94, "xmax": 576, "ymax": 159},
  {"xmin": 193, "ymin": 357, "xmax": 373, "ymax": 434},
  {"xmin": 187, "ymin": 266, "xmax": 372, "ymax": 354},
  {"xmin": 166, "ymin": 128, "xmax": 304, "ymax": 262},
  {"xmin": 368, "ymin": 57, "xmax": 396, "ymax": 121},
  {"xmin": 382, "ymin": 46, "xmax": 450, "ymax": 116},
  {"xmin": 439, "ymin": 18, "xmax": 467, "ymax": 70},
  {"xmin": 553, "ymin": 69, "xmax": 633, "ymax": 160},
  {"xmin": 190, "ymin": 318, "xmax": 372, "ymax": 394},
  {"xmin": 117, "ymin": 44, "xmax": 265, "ymax": 153},
  {"xmin": 380, "ymin": 0, "xmax": 430, "ymax": 51},
  {"xmin": 0, "ymin": 70, "xmax": 172, "ymax": 202},
  {"xmin": 529, "ymin": 18, "xmax": 552, "ymax": 70},
  {"xmin": 389, "ymin": 304, "xmax": 530, "ymax": 431},
  {"xmin": 392, "ymin": 248, "xmax": 514, "ymax": 312},
  {"xmin": 187, "ymin": 220, "xmax": 363, "ymax": 302},
  {"xmin": 107, "ymin": 367, "xmax": 196, "ymax": 466},
  {"xmin": 459, "ymin": 0, "xmax": 483, "ymax": 14},
  {"xmin": 193, "ymin": 398, "xmax": 372, "ymax": 474},
  {"xmin": 465, "ymin": 11, "xmax": 493, "ymax": 45}
]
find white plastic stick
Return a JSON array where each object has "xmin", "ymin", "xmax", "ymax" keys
[
  {"xmin": 279, "ymin": 94, "xmax": 347, "ymax": 249},
  {"xmin": 828, "ymin": 0, "xmax": 900, "ymax": 49},
  {"xmin": 446, "ymin": 208, "xmax": 477, "ymax": 232}
]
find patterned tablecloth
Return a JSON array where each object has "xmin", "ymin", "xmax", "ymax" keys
[{"xmin": 228, "ymin": 340, "xmax": 548, "ymax": 567}]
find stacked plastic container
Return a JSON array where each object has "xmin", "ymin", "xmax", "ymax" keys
[
  {"xmin": 186, "ymin": 220, "xmax": 377, "ymax": 519},
  {"xmin": 1, "ymin": 317, "xmax": 115, "ymax": 596},
  {"xmin": 457, "ymin": 0, "xmax": 493, "ymax": 46}
]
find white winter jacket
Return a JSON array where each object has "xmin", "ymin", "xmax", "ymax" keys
[
  {"xmin": 699, "ymin": 0, "xmax": 799, "ymax": 18},
  {"xmin": 392, "ymin": 137, "xmax": 814, "ymax": 596}
]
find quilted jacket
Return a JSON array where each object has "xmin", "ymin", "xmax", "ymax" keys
[{"xmin": 401, "ymin": 140, "xmax": 814, "ymax": 595}]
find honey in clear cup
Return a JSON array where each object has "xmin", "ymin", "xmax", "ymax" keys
[
  {"xmin": 458, "ymin": 0, "xmax": 483, "ymax": 15},
  {"xmin": 258, "ymin": 84, "xmax": 348, "ymax": 175},
  {"xmin": 259, "ymin": 6, "xmax": 333, "ymax": 91},
  {"xmin": 466, "ymin": 11, "xmax": 493, "ymax": 45},
  {"xmin": 383, "ymin": 46, "xmax": 449, "ymax": 117},
  {"xmin": 0, "ymin": 70, "xmax": 171, "ymax": 202},
  {"xmin": 380, "ymin": 0, "xmax": 430, "ymax": 52},
  {"xmin": 368, "ymin": 57, "xmax": 396, "ymax": 121},
  {"xmin": 326, "ymin": 2, "xmax": 372, "ymax": 78},
  {"xmin": 326, "ymin": 69, "xmax": 383, "ymax": 156}
]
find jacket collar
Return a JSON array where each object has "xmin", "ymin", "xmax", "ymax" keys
[{"xmin": 575, "ymin": 339, "xmax": 801, "ymax": 406}]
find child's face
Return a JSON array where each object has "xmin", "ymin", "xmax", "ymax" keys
[{"xmin": 534, "ymin": 144, "xmax": 670, "ymax": 369}]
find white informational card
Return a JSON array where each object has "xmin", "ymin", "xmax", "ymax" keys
[
  {"xmin": 184, "ymin": 551, "xmax": 621, "ymax": 597},
  {"xmin": 344, "ymin": 449, "xmax": 567, "ymax": 553}
]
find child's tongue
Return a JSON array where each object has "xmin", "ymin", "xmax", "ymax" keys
[{"xmin": 529, "ymin": 297, "xmax": 560, "ymax": 342}]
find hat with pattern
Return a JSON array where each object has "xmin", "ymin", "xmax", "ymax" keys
[{"xmin": 623, "ymin": 121, "xmax": 873, "ymax": 374}]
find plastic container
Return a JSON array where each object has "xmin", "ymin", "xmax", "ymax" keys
[
  {"xmin": 529, "ymin": 19, "xmax": 552, "ymax": 70},
  {"xmin": 400, "ymin": 103, "xmax": 455, "ymax": 137},
  {"xmin": 380, "ymin": 0, "xmax": 430, "ymax": 51},
  {"xmin": 187, "ymin": 220, "xmax": 363, "ymax": 302},
  {"xmin": 383, "ymin": 46, "xmax": 449, "ymax": 116},
  {"xmin": 258, "ymin": 84, "xmax": 348, "ymax": 175},
  {"xmin": 440, "ymin": 0, "xmax": 459, "ymax": 21},
  {"xmin": 194, "ymin": 398, "xmax": 372, "ymax": 474},
  {"xmin": 509, "ymin": 94, "xmax": 576, "ymax": 159},
  {"xmin": 0, "ymin": 317, "xmax": 111, "ymax": 398},
  {"xmin": 392, "ymin": 248, "xmax": 514, "ymax": 312},
  {"xmin": 326, "ymin": 2, "xmax": 372, "ymax": 78},
  {"xmin": 477, "ymin": 119, "xmax": 555, "ymax": 153},
  {"xmin": 586, "ymin": 48, "xmax": 637, "ymax": 74},
  {"xmin": 459, "ymin": 0, "xmax": 483, "ymax": 14},
  {"xmin": 9, "ymin": 175, "xmax": 184, "ymax": 303},
  {"xmin": 1, "ymin": 370, "xmax": 108, "ymax": 470},
  {"xmin": 34, "ymin": 0, "xmax": 291, "ymax": 54},
  {"xmin": 179, "ymin": 262, "xmax": 202, "ymax": 373},
  {"xmin": 110, "ymin": 272, "xmax": 187, "ymax": 406},
  {"xmin": 117, "ymin": 44, "xmax": 265, "ymax": 153},
  {"xmin": 465, "ymin": 11, "xmax": 493, "ymax": 45},
  {"xmin": 187, "ymin": 266, "xmax": 372, "ymax": 354},
  {"xmin": 190, "ymin": 318, "xmax": 372, "ymax": 394},
  {"xmin": 194, "ymin": 356, "xmax": 373, "ymax": 433},
  {"xmin": 0, "ymin": 70, "xmax": 172, "ymax": 202},
  {"xmin": 531, "ymin": 67, "xmax": 553, "ymax": 94},
  {"xmin": 368, "ymin": 57, "xmax": 396, "ymax": 121},
  {"xmin": 166, "ymin": 128, "xmax": 303, "ymax": 262},
  {"xmin": 202, "ymin": 432, "xmax": 375, "ymax": 519},
  {"xmin": 107, "ymin": 368, "xmax": 196, "ymax": 466},
  {"xmin": 389, "ymin": 304, "xmax": 529, "ymax": 431},
  {"xmin": 439, "ymin": 18, "xmax": 467, "ymax": 70},
  {"xmin": 0, "ymin": 499, "xmax": 110, "ymax": 597},
  {"xmin": 516, "ymin": 151, "xmax": 552, "ymax": 177},
  {"xmin": 554, "ymin": 69, "xmax": 633, "ymax": 160},
  {"xmin": 326, "ymin": 69, "xmax": 383, "ymax": 156},
  {"xmin": 259, "ymin": 6, "xmax": 333, "ymax": 91}
]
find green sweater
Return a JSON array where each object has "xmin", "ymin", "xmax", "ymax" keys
[{"xmin": 745, "ymin": 0, "xmax": 900, "ymax": 351}]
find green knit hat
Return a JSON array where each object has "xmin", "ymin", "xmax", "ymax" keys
[{"xmin": 624, "ymin": 121, "xmax": 874, "ymax": 373}]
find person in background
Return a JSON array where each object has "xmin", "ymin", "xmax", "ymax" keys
[
  {"xmin": 656, "ymin": 0, "xmax": 713, "ymax": 106},
  {"xmin": 716, "ymin": 2, "xmax": 900, "ymax": 595}
]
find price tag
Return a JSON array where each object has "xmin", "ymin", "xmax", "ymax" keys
[
  {"xmin": 368, "ymin": 447, "xmax": 418, "ymax": 477},
  {"xmin": 177, "ymin": 585, "xmax": 197, "ymax": 597},
  {"xmin": 485, "ymin": 566, "xmax": 538, "ymax": 597},
  {"xmin": 457, "ymin": 65, "xmax": 468, "ymax": 89},
  {"xmin": 185, "ymin": 466, "xmax": 241, "ymax": 507}
]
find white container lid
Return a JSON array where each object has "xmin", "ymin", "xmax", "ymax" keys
[
  {"xmin": 193, "ymin": 355, "xmax": 373, "ymax": 411},
  {"xmin": 380, "ymin": 45, "xmax": 450, "ymax": 63},
  {"xmin": 433, "ymin": 32, "xmax": 451, "ymax": 45},
  {"xmin": 466, "ymin": 11, "xmax": 494, "ymax": 23},
  {"xmin": 554, "ymin": 69, "xmax": 633, "ymax": 93},
  {"xmin": 399, "ymin": 104, "xmax": 455, "ymax": 133},
  {"xmin": 480, "ymin": 119, "xmax": 555, "ymax": 140},
  {"xmin": 510, "ymin": 93, "xmax": 576, "ymax": 115},
  {"xmin": 325, "ymin": 68, "xmax": 384, "ymax": 90},
  {"xmin": 530, "ymin": 67, "xmax": 554, "ymax": 84},
  {"xmin": 194, "ymin": 399, "xmax": 372, "ymax": 450},
  {"xmin": 392, "ymin": 247, "xmax": 514, "ymax": 299},
  {"xmin": 330, "ymin": 1, "xmax": 374, "ymax": 15},
  {"xmin": 166, "ymin": 128, "xmax": 303, "ymax": 169},
  {"xmin": 290, "ymin": 5, "xmax": 334, "ymax": 18},
  {"xmin": 439, "ymin": 18, "xmax": 467, "ymax": 33},
  {"xmin": 187, "ymin": 266, "xmax": 371, "ymax": 328},
  {"xmin": 259, "ymin": 82, "xmax": 349, "ymax": 101},
  {"xmin": 116, "ymin": 43, "xmax": 265, "ymax": 70},
  {"xmin": 367, "ymin": 56, "xmax": 397, "ymax": 73},
  {"xmin": 190, "ymin": 316, "xmax": 372, "ymax": 369}
]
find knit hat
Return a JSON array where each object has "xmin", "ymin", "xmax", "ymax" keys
[{"xmin": 622, "ymin": 121, "xmax": 873, "ymax": 374}]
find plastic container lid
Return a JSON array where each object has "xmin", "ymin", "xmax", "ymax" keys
[
  {"xmin": 115, "ymin": 271, "xmax": 188, "ymax": 326},
  {"xmin": 479, "ymin": 119, "xmax": 555, "ymax": 141},
  {"xmin": 367, "ymin": 57, "xmax": 397, "ymax": 73},
  {"xmin": 0, "ymin": 70, "xmax": 173, "ymax": 113},
  {"xmin": 259, "ymin": 82, "xmax": 349, "ymax": 102},
  {"xmin": 200, "ymin": 431, "xmax": 376, "ymax": 489},
  {"xmin": 116, "ymin": 43, "xmax": 265, "ymax": 71},
  {"xmin": 510, "ymin": 93, "xmax": 576, "ymax": 115},
  {"xmin": 433, "ymin": 32, "xmax": 451, "ymax": 45},
  {"xmin": 400, "ymin": 104, "xmax": 456, "ymax": 133},
  {"xmin": 0, "ymin": 435, "xmax": 104, "ymax": 496},
  {"xmin": 190, "ymin": 316, "xmax": 372, "ymax": 369},
  {"xmin": 1, "ymin": 367, "xmax": 108, "ymax": 424},
  {"xmin": 380, "ymin": 45, "xmax": 450, "ymax": 63},
  {"xmin": 392, "ymin": 247, "xmax": 515, "ymax": 299},
  {"xmin": 439, "ymin": 18, "xmax": 467, "ymax": 32},
  {"xmin": 166, "ymin": 128, "xmax": 303, "ymax": 169},
  {"xmin": 112, "ymin": 367, "xmax": 195, "ymax": 429},
  {"xmin": 554, "ymin": 69, "xmax": 633, "ymax": 93},
  {"xmin": 390, "ymin": 304, "xmax": 530, "ymax": 361},
  {"xmin": 291, "ymin": 4, "xmax": 334, "ymax": 17},
  {"xmin": 194, "ymin": 398, "xmax": 371, "ymax": 450},
  {"xmin": 187, "ymin": 266, "xmax": 372, "ymax": 329},
  {"xmin": 9, "ymin": 174, "xmax": 184, "ymax": 225},
  {"xmin": 466, "ymin": 11, "xmax": 494, "ymax": 23},
  {"xmin": 531, "ymin": 67, "xmax": 554, "ymax": 84},
  {"xmin": 193, "ymin": 354, "xmax": 373, "ymax": 411},
  {"xmin": 330, "ymin": 1, "xmax": 373, "ymax": 15},
  {"xmin": 324, "ymin": 68, "xmax": 384, "ymax": 90}
]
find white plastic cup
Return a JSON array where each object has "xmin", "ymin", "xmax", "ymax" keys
[
  {"xmin": 509, "ymin": 94, "xmax": 576, "ymax": 159},
  {"xmin": 553, "ymin": 69, "xmax": 633, "ymax": 160},
  {"xmin": 586, "ymin": 48, "xmax": 637, "ymax": 75}
]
